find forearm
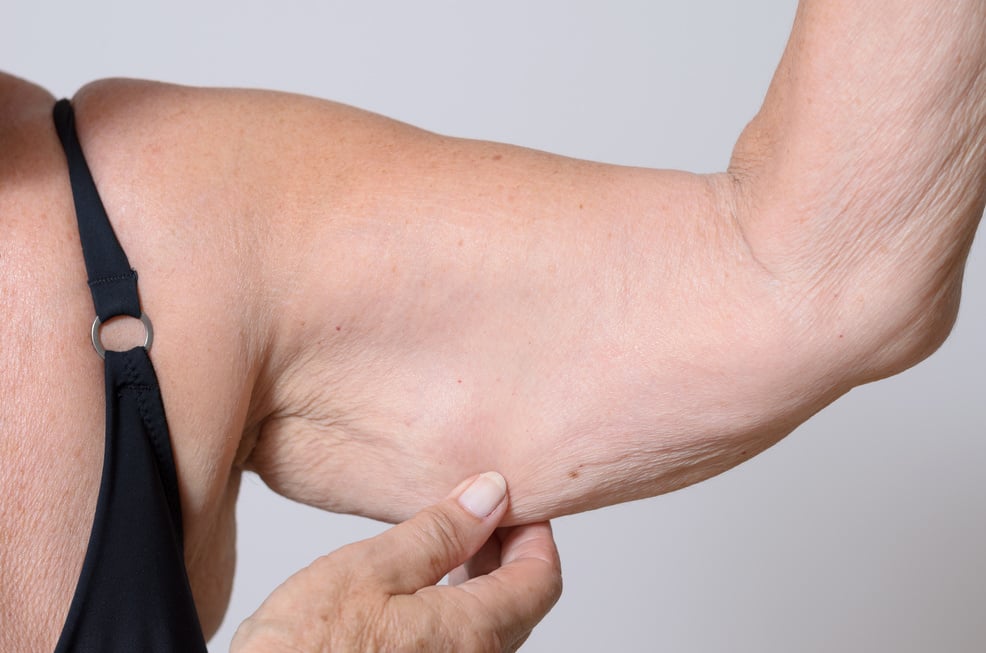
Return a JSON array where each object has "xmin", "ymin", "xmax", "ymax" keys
[{"xmin": 730, "ymin": 0, "xmax": 986, "ymax": 382}]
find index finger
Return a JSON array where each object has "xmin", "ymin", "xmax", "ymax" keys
[{"xmin": 453, "ymin": 522, "xmax": 563, "ymax": 649}]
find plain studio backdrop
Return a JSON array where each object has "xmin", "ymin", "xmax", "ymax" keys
[{"xmin": 5, "ymin": 2, "xmax": 984, "ymax": 651}]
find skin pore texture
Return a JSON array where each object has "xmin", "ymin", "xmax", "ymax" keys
[{"xmin": 1, "ymin": 1, "xmax": 984, "ymax": 650}]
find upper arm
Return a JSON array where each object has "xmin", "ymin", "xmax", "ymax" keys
[{"xmin": 234, "ymin": 88, "xmax": 801, "ymax": 524}]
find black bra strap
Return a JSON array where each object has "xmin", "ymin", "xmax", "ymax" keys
[{"xmin": 53, "ymin": 99, "xmax": 141, "ymax": 321}]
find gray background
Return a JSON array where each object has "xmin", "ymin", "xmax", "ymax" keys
[{"xmin": 5, "ymin": 1, "xmax": 983, "ymax": 651}]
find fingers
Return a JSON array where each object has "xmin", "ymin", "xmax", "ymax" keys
[
  {"xmin": 364, "ymin": 471, "xmax": 509, "ymax": 593},
  {"xmin": 456, "ymin": 522, "xmax": 563, "ymax": 648},
  {"xmin": 498, "ymin": 522, "xmax": 559, "ymax": 568},
  {"xmin": 232, "ymin": 474, "xmax": 562, "ymax": 653},
  {"xmin": 449, "ymin": 530, "xmax": 503, "ymax": 586}
]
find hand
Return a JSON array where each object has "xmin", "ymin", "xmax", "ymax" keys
[{"xmin": 230, "ymin": 472, "xmax": 562, "ymax": 652}]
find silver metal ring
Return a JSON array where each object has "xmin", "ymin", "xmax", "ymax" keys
[{"xmin": 91, "ymin": 312, "xmax": 154, "ymax": 359}]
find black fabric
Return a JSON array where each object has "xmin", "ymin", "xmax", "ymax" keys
[
  {"xmin": 51, "ymin": 100, "xmax": 208, "ymax": 653},
  {"xmin": 53, "ymin": 99, "xmax": 140, "ymax": 321}
]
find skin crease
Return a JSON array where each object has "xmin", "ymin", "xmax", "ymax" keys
[{"xmin": 1, "ymin": 1, "xmax": 984, "ymax": 650}]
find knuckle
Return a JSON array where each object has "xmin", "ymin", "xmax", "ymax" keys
[
  {"xmin": 413, "ymin": 504, "xmax": 466, "ymax": 568},
  {"xmin": 546, "ymin": 562, "xmax": 564, "ymax": 605},
  {"xmin": 526, "ymin": 553, "xmax": 564, "ymax": 608}
]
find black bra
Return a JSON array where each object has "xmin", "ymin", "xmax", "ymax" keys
[{"xmin": 51, "ymin": 99, "xmax": 208, "ymax": 652}]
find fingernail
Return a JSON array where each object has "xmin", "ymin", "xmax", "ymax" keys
[{"xmin": 457, "ymin": 472, "xmax": 507, "ymax": 518}]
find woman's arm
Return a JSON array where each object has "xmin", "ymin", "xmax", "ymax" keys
[
  {"xmin": 241, "ymin": 101, "xmax": 791, "ymax": 523},
  {"xmin": 67, "ymin": 0, "xmax": 979, "ymax": 526},
  {"xmin": 233, "ymin": 0, "xmax": 985, "ymax": 525},
  {"xmin": 729, "ymin": 0, "xmax": 986, "ymax": 381}
]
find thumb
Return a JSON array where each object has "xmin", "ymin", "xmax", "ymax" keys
[{"xmin": 365, "ymin": 472, "xmax": 509, "ymax": 595}]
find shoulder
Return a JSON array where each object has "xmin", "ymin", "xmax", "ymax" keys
[
  {"xmin": 66, "ymin": 77, "xmax": 440, "ymax": 234},
  {"xmin": 71, "ymin": 77, "xmax": 429, "ymax": 153}
]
